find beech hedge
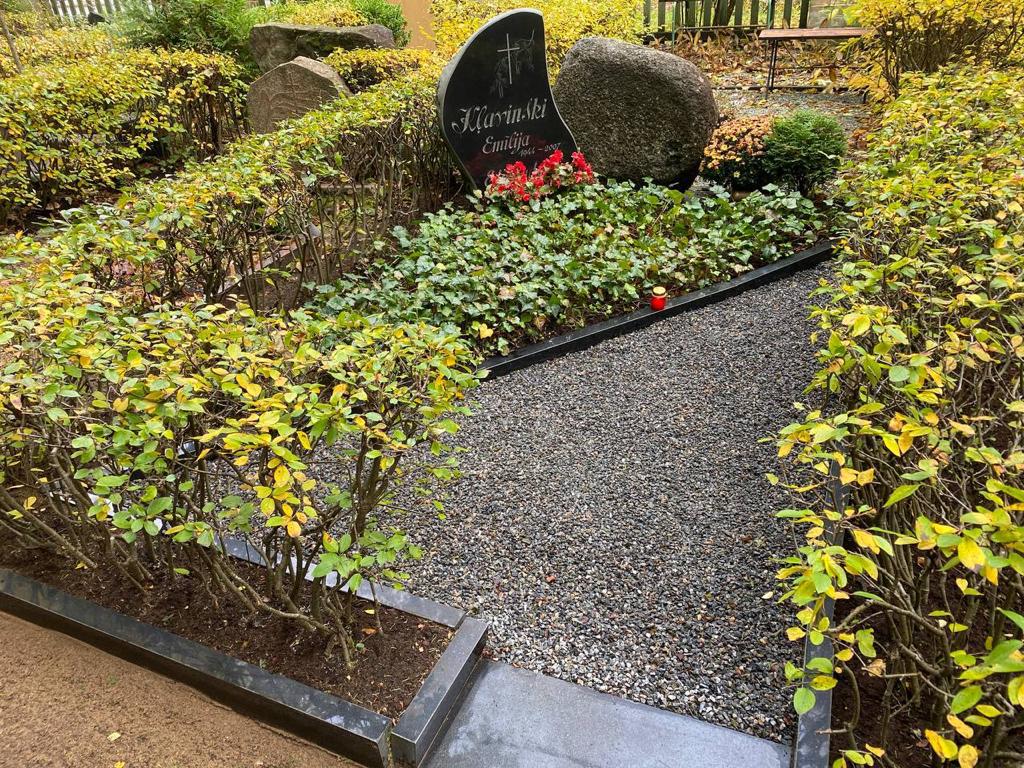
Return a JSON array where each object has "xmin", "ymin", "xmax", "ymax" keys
[
  {"xmin": 49, "ymin": 68, "xmax": 455, "ymax": 308},
  {"xmin": 0, "ymin": 244, "xmax": 478, "ymax": 662},
  {"xmin": 324, "ymin": 47, "xmax": 434, "ymax": 92},
  {"xmin": 0, "ymin": 47, "xmax": 246, "ymax": 225},
  {"xmin": 0, "ymin": 24, "xmax": 116, "ymax": 78},
  {"xmin": 776, "ymin": 67, "xmax": 1024, "ymax": 768},
  {"xmin": 430, "ymin": 0, "xmax": 644, "ymax": 74}
]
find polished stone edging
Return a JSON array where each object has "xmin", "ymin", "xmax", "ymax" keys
[
  {"xmin": 223, "ymin": 536, "xmax": 488, "ymax": 766},
  {"xmin": 791, "ymin": 462, "xmax": 847, "ymax": 768},
  {"xmin": 0, "ymin": 542, "xmax": 488, "ymax": 768},
  {"xmin": 479, "ymin": 238, "xmax": 834, "ymax": 380}
]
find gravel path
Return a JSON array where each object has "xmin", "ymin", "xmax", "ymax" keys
[{"xmin": 394, "ymin": 264, "xmax": 832, "ymax": 744}]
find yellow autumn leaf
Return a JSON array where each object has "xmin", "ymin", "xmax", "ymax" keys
[
  {"xmin": 286, "ymin": 520, "xmax": 301, "ymax": 538},
  {"xmin": 925, "ymin": 730, "xmax": 958, "ymax": 760},
  {"xmin": 273, "ymin": 463, "xmax": 290, "ymax": 487},
  {"xmin": 852, "ymin": 528, "xmax": 880, "ymax": 554},
  {"xmin": 958, "ymin": 744, "xmax": 979, "ymax": 768},
  {"xmin": 958, "ymin": 538, "xmax": 985, "ymax": 572},
  {"xmin": 946, "ymin": 714, "xmax": 974, "ymax": 739},
  {"xmin": 478, "ymin": 324, "xmax": 494, "ymax": 339}
]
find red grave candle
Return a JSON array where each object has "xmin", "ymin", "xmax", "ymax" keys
[{"xmin": 651, "ymin": 286, "xmax": 668, "ymax": 311}]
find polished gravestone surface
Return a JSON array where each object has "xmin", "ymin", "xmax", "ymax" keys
[{"xmin": 436, "ymin": 9, "xmax": 576, "ymax": 189}]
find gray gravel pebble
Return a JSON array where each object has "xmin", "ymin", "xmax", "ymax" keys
[{"xmin": 390, "ymin": 264, "xmax": 832, "ymax": 744}]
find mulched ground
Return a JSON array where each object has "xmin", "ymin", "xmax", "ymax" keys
[
  {"xmin": 0, "ymin": 611, "xmax": 356, "ymax": 768},
  {"xmin": 0, "ymin": 547, "xmax": 450, "ymax": 718},
  {"xmin": 655, "ymin": 34, "xmax": 872, "ymax": 135},
  {"xmin": 383, "ymin": 263, "xmax": 834, "ymax": 744}
]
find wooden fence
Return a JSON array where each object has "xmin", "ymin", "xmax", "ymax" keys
[
  {"xmin": 645, "ymin": 0, "xmax": 813, "ymax": 35},
  {"xmin": 46, "ymin": 0, "xmax": 141, "ymax": 21},
  {"xmin": 46, "ymin": 0, "xmax": 274, "ymax": 21}
]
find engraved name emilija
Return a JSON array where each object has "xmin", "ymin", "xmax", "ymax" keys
[{"xmin": 452, "ymin": 97, "xmax": 549, "ymax": 154}]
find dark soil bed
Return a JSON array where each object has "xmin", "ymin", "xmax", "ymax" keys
[
  {"xmin": 0, "ymin": 546, "xmax": 451, "ymax": 718},
  {"xmin": 829, "ymin": 600, "xmax": 1022, "ymax": 768}
]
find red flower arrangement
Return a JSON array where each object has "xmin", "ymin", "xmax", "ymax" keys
[{"xmin": 485, "ymin": 150, "xmax": 595, "ymax": 203}]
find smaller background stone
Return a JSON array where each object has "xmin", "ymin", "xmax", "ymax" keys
[
  {"xmin": 247, "ymin": 56, "xmax": 349, "ymax": 134},
  {"xmin": 250, "ymin": 22, "xmax": 395, "ymax": 73}
]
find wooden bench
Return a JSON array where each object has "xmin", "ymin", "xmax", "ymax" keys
[{"xmin": 759, "ymin": 27, "xmax": 867, "ymax": 91}]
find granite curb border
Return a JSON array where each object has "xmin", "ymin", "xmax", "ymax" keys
[
  {"xmin": 479, "ymin": 239, "xmax": 834, "ymax": 380},
  {"xmin": 791, "ymin": 461, "xmax": 847, "ymax": 768},
  {"xmin": 1, "ymin": 541, "xmax": 488, "ymax": 767}
]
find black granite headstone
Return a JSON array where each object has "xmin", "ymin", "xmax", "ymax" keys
[{"xmin": 436, "ymin": 9, "xmax": 576, "ymax": 189}]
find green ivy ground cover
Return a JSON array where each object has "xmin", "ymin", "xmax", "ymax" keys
[{"xmin": 313, "ymin": 181, "xmax": 829, "ymax": 356}]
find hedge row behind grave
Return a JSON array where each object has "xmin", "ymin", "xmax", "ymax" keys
[
  {"xmin": 41, "ymin": 65, "xmax": 455, "ymax": 308},
  {"xmin": 0, "ymin": 48, "xmax": 247, "ymax": 226},
  {"xmin": 114, "ymin": 0, "xmax": 410, "ymax": 72},
  {"xmin": 323, "ymin": 47, "xmax": 433, "ymax": 92},
  {"xmin": 430, "ymin": 0, "xmax": 644, "ymax": 75},
  {"xmin": 0, "ymin": 24, "xmax": 116, "ymax": 78},
  {"xmin": 775, "ymin": 67, "xmax": 1024, "ymax": 768}
]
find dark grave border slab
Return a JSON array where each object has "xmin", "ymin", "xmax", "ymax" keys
[
  {"xmin": 0, "ymin": 539, "xmax": 487, "ymax": 767},
  {"xmin": 792, "ymin": 461, "xmax": 846, "ymax": 768}
]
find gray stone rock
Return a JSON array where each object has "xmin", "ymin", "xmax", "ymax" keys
[
  {"xmin": 246, "ymin": 56, "xmax": 350, "ymax": 134},
  {"xmin": 553, "ymin": 38, "xmax": 718, "ymax": 188},
  {"xmin": 250, "ymin": 22, "xmax": 395, "ymax": 73}
]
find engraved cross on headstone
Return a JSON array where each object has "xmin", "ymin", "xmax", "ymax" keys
[{"xmin": 497, "ymin": 33, "xmax": 520, "ymax": 84}]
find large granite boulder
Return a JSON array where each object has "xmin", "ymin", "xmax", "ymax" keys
[
  {"xmin": 247, "ymin": 56, "xmax": 350, "ymax": 133},
  {"xmin": 553, "ymin": 38, "xmax": 718, "ymax": 188},
  {"xmin": 250, "ymin": 23, "xmax": 395, "ymax": 72}
]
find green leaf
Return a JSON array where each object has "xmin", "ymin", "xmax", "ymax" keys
[
  {"xmin": 884, "ymin": 484, "xmax": 919, "ymax": 507},
  {"xmin": 793, "ymin": 687, "xmax": 816, "ymax": 715},
  {"xmin": 951, "ymin": 685, "xmax": 982, "ymax": 714}
]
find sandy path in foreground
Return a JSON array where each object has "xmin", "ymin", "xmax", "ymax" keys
[{"xmin": 0, "ymin": 612, "xmax": 356, "ymax": 768}]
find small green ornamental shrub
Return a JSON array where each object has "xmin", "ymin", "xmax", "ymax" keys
[
  {"xmin": 314, "ymin": 182, "xmax": 826, "ymax": 355},
  {"xmin": 350, "ymin": 0, "xmax": 409, "ymax": 46},
  {"xmin": 762, "ymin": 110, "xmax": 847, "ymax": 196},
  {"xmin": 701, "ymin": 110, "xmax": 846, "ymax": 195}
]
